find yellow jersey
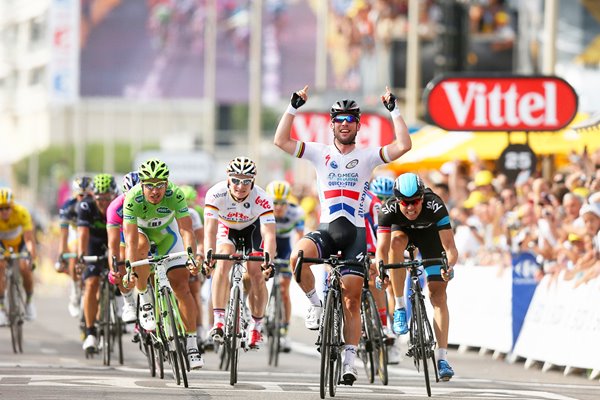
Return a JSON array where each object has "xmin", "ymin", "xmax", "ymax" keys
[{"xmin": 0, "ymin": 203, "xmax": 33, "ymax": 250}]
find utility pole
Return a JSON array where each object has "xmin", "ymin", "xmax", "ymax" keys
[{"xmin": 249, "ymin": 0, "xmax": 263, "ymax": 165}]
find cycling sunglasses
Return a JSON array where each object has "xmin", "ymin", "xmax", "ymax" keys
[
  {"xmin": 273, "ymin": 201, "xmax": 288, "ymax": 206},
  {"xmin": 230, "ymin": 177, "xmax": 254, "ymax": 186},
  {"xmin": 0, "ymin": 206, "xmax": 11, "ymax": 211},
  {"xmin": 142, "ymin": 181, "xmax": 167, "ymax": 190},
  {"xmin": 333, "ymin": 115, "xmax": 359, "ymax": 123},
  {"xmin": 399, "ymin": 197, "xmax": 423, "ymax": 207}
]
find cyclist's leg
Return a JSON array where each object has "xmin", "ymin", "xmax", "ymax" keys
[
  {"xmin": 210, "ymin": 240, "xmax": 235, "ymax": 334},
  {"xmin": 0, "ymin": 259, "xmax": 7, "ymax": 324},
  {"xmin": 133, "ymin": 231, "xmax": 151, "ymax": 293},
  {"xmin": 188, "ymin": 275, "xmax": 203, "ymax": 340},
  {"xmin": 389, "ymin": 230, "xmax": 409, "ymax": 334},
  {"xmin": 276, "ymin": 236, "xmax": 293, "ymax": 332},
  {"xmin": 19, "ymin": 257, "xmax": 35, "ymax": 319},
  {"xmin": 117, "ymin": 244, "xmax": 136, "ymax": 322},
  {"xmin": 82, "ymin": 263, "xmax": 101, "ymax": 349}
]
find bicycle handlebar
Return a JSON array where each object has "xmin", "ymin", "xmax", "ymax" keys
[
  {"xmin": 205, "ymin": 248, "xmax": 270, "ymax": 264},
  {"xmin": 378, "ymin": 254, "xmax": 448, "ymax": 282},
  {"xmin": 123, "ymin": 248, "xmax": 195, "ymax": 288},
  {"xmin": 0, "ymin": 251, "xmax": 30, "ymax": 261},
  {"xmin": 60, "ymin": 252, "xmax": 107, "ymax": 264}
]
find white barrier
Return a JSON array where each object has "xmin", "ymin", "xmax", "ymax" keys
[
  {"xmin": 445, "ymin": 265, "xmax": 513, "ymax": 354},
  {"xmin": 513, "ymin": 272, "xmax": 600, "ymax": 372}
]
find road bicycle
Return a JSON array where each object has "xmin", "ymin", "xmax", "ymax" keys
[
  {"xmin": 378, "ymin": 244, "xmax": 447, "ymax": 397},
  {"xmin": 1, "ymin": 248, "xmax": 30, "ymax": 354},
  {"xmin": 295, "ymin": 250, "xmax": 369, "ymax": 399},
  {"xmin": 125, "ymin": 249, "xmax": 195, "ymax": 388},
  {"xmin": 358, "ymin": 261, "xmax": 388, "ymax": 385},
  {"xmin": 205, "ymin": 248, "xmax": 269, "ymax": 386},
  {"xmin": 265, "ymin": 258, "xmax": 288, "ymax": 367},
  {"xmin": 62, "ymin": 252, "xmax": 122, "ymax": 363}
]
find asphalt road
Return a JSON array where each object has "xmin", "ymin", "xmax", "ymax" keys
[{"xmin": 0, "ymin": 272, "xmax": 598, "ymax": 400}]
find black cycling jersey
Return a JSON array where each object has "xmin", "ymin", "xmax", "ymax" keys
[
  {"xmin": 77, "ymin": 197, "xmax": 108, "ymax": 256},
  {"xmin": 378, "ymin": 189, "xmax": 452, "ymax": 282}
]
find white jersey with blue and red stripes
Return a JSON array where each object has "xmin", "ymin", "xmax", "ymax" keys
[{"xmin": 294, "ymin": 141, "xmax": 389, "ymax": 228}]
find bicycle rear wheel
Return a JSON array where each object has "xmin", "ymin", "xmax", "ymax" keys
[
  {"xmin": 364, "ymin": 290, "xmax": 388, "ymax": 385},
  {"xmin": 142, "ymin": 333, "xmax": 156, "ymax": 377},
  {"xmin": 164, "ymin": 288, "xmax": 188, "ymax": 388},
  {"xmin": 229, "ymin": 285, "xmax": 241, "ymax": 386}
]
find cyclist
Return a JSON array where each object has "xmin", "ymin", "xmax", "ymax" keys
[
  {"xmin": 0, "ymin": 188, "xmax": 38, "ymax": 325},
  {"xmin": 106, "ymin": 171, "xmax": 140, "ymax": 323},
  {"xmin": 204, "ymin": 157, "xmax": 277, "ymax": 350},
  {"xmin": 180, "ymin": 184, "xmax": 206, "ymax": 344},
  {"xmin": 273, "ymin": 85, "xmax": 412, "ymax": 383},
  {"xmin": 77, "ymin": 174, "xmax": 118, "ymax": 352},
  {"xmin": 375, "ymin": 172, "xmax": 458, "ymax": 380},
  {"xmin": 123, "ymin": 158, "xmax": 204, "ymax": 369},
  {"xmin": 57, "ymin": 176, "xmax": 93, "ymax": 317},
  {"xmin": 369, "ymin": 175, "xmax": 402, "ymax": 364},
  {"xmin": 266, "ymin": 180, "xmax": 305, "ymax": 352}
]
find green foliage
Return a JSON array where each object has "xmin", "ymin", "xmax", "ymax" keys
[{"xmin": 12, "ymin": 142, "xmax": 158, "ymax": 187}]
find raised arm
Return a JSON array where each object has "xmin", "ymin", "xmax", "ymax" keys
[
  {"xmin": 380, "ymin": 86, "xmax": 412, "ymax": 161},
  {"xmin": 274, "ymin": 85, "xmax": 308, "ymax": 155}
]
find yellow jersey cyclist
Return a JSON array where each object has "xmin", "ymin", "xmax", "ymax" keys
[
  {"xmin": 266, "ymin": 180, "xmax": 305, "ymax": 352},
  {"xmin": 0, "ymin": 188, "xmax": 38, "ymax": 325},
  {"xmin": 123, "ymin": 158, "xmax": 204, "ymax": 369},
  {"xmin": 77, "ymin": 174, "xmax": 118, "ymax": 352}
]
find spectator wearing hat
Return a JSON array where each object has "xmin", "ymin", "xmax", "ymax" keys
[{"xmin": 564, "ymin": 203, "xmax": 600, "ymax": 285}]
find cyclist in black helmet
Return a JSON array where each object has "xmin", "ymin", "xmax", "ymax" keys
[{"xmin": 274, "ymin": 84, "xmax": 412, "ymax": 384}]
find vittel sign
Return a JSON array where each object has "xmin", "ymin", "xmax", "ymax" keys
[{"xmin": 425, "ymin": 75, "xmax": 578, "ymax": 131}]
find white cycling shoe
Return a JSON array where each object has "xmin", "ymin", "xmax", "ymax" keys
[
  {"xmin": 342, "ymin": 363, "xmax": 358, "ymax": 385},
  {"xmin": 121, "ymin": 302, "xmax": 137, "ymax": 323},
  {"xmin": 305, "ymin": 304, "xmax": 323, "ymax": 330},
  {"xmin": 187, "ymin": 348, "xmax": 204, "ymax": 369},
  {"xmin": 139, "ymin": 303, "xmax": 156, "ymax": 331},
  {"xmin": 83, "ymin": 335, "xmax": 98, "ymax": 351}
]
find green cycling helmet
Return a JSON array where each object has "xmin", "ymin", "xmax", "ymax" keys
[
  {"xmin": 138, "ymin": 158, "xmax": 170, "ymax": 181},
  {"xmin": 93, "ymin": 173, "xmax": 117, "ymax": 194},
  {"xmin": 180, "ymin": 185, "xmax": 197, "ymax": 202}
]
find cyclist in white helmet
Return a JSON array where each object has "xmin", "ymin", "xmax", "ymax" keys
[
  {"xmin": 204, "ymin": 157, "xmax": 277, "ymax": 351},
  {"xmin": 274, "ymin": 85, "xmax": 412, "ymax": 384}
]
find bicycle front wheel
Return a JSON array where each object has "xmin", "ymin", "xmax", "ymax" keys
[
  {"xmin": 267, "ymin": 283, "xmax": 282, "ymax": 366},
  {"xmin": 101, "ymin": 281, "xmax": 112, "ymax": 366},
  {"xmin": 8, "ymin": 274, "xmax": 24, "ymax": 354},
  {"xmin": 164, "ymin": 287, "xmax": 188, "ymax": 388},
  {"xmin": 319, "ymin": 292, "xmax": 334, "ymax": 399},
  {"xmin": 412, "ymin": 294, "xmax": 431, "ymax": 397},
  {"xmin": 364, "ymin": 290, "xmax": 388, "ymax": 385},
  {"xmin": 228, "ymin": 285, "xmax": 241, "ymax": 386}
]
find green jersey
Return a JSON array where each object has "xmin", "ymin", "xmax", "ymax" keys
[{"xmin": 123, "ymin": 181, "xmax": 189, "ymax": 236}]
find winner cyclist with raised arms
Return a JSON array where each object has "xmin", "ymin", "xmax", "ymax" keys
[{"xmin": 273, "ymin": 85, "xmax": 412, "ymax": 383}]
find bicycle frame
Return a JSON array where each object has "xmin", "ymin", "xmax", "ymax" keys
[
  {"xmin": 295, "ymin": 250, "xmax": 369, "ymax": 398},
  {"xmin": 1, "ymin": 250, "xmax": 30, "ymax": 354},
  {"xmin": 125, "ymin": 250, "xmax": 192, "ymax": 388},
  {"xmin": 205, "ymin": 249, "xmax": 269, "ymax": 386},
  {"xmin": 378, "ymin": 245, "xmax": 446, "ymax": 396}
]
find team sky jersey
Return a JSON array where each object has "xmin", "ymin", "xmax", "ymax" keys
[
  {"xmin": 77, "ymin": 197, "xmax": 108, "ymax": 256},
  {"xmin": 106, "ymin": 193, "xmax": 125, "ymax": 231},
  {"xmin": 0, "ymin": 203, "xmax": 33, "ymax": 249},
  {"xmin": 294, "ymin": 141, "xmax": 388, "ymax": 228},
  {"xmin": 123, "ymin": 182, "xmax": 189, "ymax": 232},
  {"xmin": 275, "ymin": 203, "xmax": 305, "ymax": 238},
  {"xmin": 377, "ymin": 189, "xmax": 452, "ymax": 233},
  {"xmin": 363, "ymin": 190, "xmax": 382, "ymax": 253},
  {"xmin": 204, "ymin": 181, "xmax": 276, "ymax": 229}
]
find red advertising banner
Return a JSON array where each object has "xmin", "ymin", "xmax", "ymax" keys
[
  {"xmin": 425, "ymin": 76, "xmax": 578, "ymax": 131},
  {"xmin": 290, "ymin": 112, "xmax": 395, "ymax": 147}
]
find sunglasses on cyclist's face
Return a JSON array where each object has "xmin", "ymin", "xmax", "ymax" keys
[
  {"xmin": 142, "ymin": 181, "xmax": 167, "ymax": 190},
  {"xmin": 332, "ymin": 115, "xmax": 359, "ymax": 124},
  {"xmin": 273, "ymin": 201, "xmax": 288, "ymax": 206},
  {"xmin": 0, "ymin": 206, "xmax": 11, "ymax": 212},
  {"xmin": 230, "ymin": 177, "xmax": 254, "ymax": 186},
  {"xmin": 399, "ymin": 197, "xmax": 423, "ymax": 207}
]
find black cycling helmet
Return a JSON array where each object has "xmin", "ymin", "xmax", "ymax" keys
[
  {"xmin": 330, "ymin": 99, "xmax": 361, "ymax": 120},
  {"xmin": 393, "ymin": 173, "xmax": 425, "ymax": 200}
]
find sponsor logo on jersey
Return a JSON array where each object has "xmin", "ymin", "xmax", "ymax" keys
[
  {"xmin": 226, "ymin": 212, "xmax": 251, "ymax": 221},
  {"xmin": 244, "ymin": 202, "xmax": 250, "ymax": 209},
  {"xmin": 214, "ymin": 192, "xmax": 227, "ymax": 198},
  {"xmin": 165, "ymin": 189, "xmax": 174, "ymax": 197},
  {"xmin": 255, "ymin": 196, "xmax": 270, "ymax": 209},
  {"xmin": 426, "ymin": 200, "xmax": 442, "ymax": 213},
  {"xmin": 135, "ymin": 195, "xmax": 144, "ymax": 203},
  {"xmin": 80, "ymin": 202, "xmax": 89, "ymax": 210},
  {"xmin": 325, "ymin": 154, "xmax": 331, "ymax": 166},
  {"xmin": 156, "ymin": 206, "xmax": 171, "ymax": 214},
  {"xmin": 331, "ymin": 161, "xmax": 338, "ymax": 169},
  {"xmin": 346, "ymin": 159, "xmax": 359, "ymax": 169}
]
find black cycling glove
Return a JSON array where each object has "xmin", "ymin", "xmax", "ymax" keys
[
  {"xmin": 291, "ymin": 92, "xmax": 306, "ymax": 109},
  {"xmin": 383, "ymin": 93, "xmax": 397, "ymax": 112}
]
